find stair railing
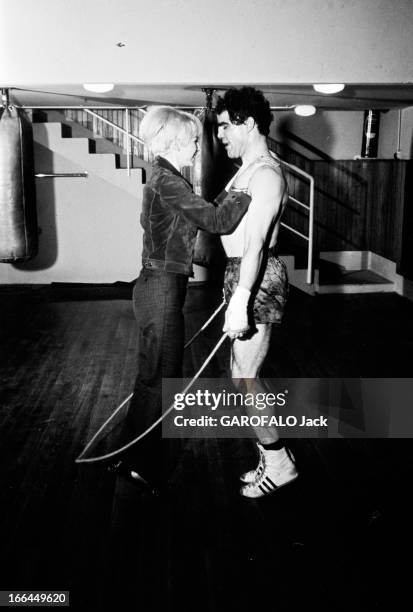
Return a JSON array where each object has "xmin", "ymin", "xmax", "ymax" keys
[
  {"xmin": 82, "ymin": 109, "xmax": 148, "ymax": 169},
  {"xmin": 277, "ymin": 158, "xmax": 315, "ymax": 284}
]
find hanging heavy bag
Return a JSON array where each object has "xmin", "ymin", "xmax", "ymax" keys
[
  {"xmin": 0, "ymin": 106, "xmax": 38, "ymax": 262},
  {"xmin": 192, "ymin": 108, "xmax": 235, "ymax": 268}
]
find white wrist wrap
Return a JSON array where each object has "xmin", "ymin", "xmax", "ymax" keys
[
  {"xmin": 224, "ymin": 286, "xmax": 251, "ymax": 332},
  {"xmin": 230, "ymin": 286, "xmax": 251, "ymax": 310}
]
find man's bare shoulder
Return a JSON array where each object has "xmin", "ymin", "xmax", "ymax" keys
[{"xmin": 249, "ymin": 164, "xmax": 286, "ymax": 196}]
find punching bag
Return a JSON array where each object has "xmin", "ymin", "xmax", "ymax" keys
[
  {"xmin": 0, "ymin": 105, "xmax": 38, "ymax": 262},
  {"xmin": 192, "ymin": 107, "xmax": 235, "ymax": 268}
]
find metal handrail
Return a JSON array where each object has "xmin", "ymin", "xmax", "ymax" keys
[
  {"xmin": 277, "ymin": 158, "xmax": 315, "ymax": 284},
  {"xmin": 18, "ymin": 105, "xmax": 295, "ymax": 111},
  {"xmin": 82, "ymin": 109, "xmax": 147, "ymax": 173},
  {"xmin": 17, "ymin": 105, "xmax": 148, "ymax": 110},
  {"xmin": 83, "ymin": 109, "xmax": 145, "ymax": 146},
  {"xmin": 288, "ymin": 195, "xmax": 309, "ymax": 211},
  {"xmin": 35, "ymin": 172, "xmax": 88, "ymax": 178}
]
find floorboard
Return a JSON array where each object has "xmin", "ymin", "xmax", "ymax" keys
[{"xmin": 0, "ymin": 284, "xmax": 412, "ymax": 610}]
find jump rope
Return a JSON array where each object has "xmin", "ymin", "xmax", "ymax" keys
[{"xmin": 75, "ymin": 292, "xmax": 228, "ymax": 464}]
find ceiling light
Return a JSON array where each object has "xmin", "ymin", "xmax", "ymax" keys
[
  {"xmin": 313, "ymin": 83, "xmax": 345, "ymax": 94},
  {"xmin": 82, "ymin": 83, "xmax": 114, "ymax": 93},
  {"xmin": 294, "ymin": 105, "xmax": 316, "ymax": 117}
]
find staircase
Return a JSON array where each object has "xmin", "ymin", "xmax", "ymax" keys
[{"xmin": 32, "ymin": 111, "xmax": 148, "ymax": 194}]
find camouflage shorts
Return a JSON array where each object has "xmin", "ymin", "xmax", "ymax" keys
[{"xmin": 223, "ymin": 254, "xmax": 289, "ymax": 325}]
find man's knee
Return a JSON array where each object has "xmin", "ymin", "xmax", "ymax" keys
[
  {"xmin": 231, "ymin": 345, "xmax": 261, "ymax": 378},
  {"xmin": 231, "ymin": 332, "xmax": 271, "ymax": 378}
]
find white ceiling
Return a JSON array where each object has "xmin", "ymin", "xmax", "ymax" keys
[
  {"xmin": 3, "ymin": 2, "xmax": 413, "ymax": 112},
  {"xmin": 7, "ymin": 83, "xmax": 413, "ymax": 112}
]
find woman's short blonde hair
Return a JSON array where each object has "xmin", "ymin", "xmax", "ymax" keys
[{"xmin": 140, "ymin": 106, "xmax": 201, "ymax": 156}]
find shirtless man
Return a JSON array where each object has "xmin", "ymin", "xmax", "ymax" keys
[{"xmin": 216, "ymin": 87, "xmax": 298, "ymax": 498}]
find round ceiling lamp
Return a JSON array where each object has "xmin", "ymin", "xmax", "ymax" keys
[
  {"xmin": 294, "ymin": 105, "xmax": 316, "ymax": 117},
  {"xmin": 82, "ymin": 83, "xmax": 114, "ymax": 93},
  {"xmin": 313, "ymin": 83, "xmax": 345, "ymax": 94}
]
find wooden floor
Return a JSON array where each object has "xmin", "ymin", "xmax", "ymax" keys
[{"xmin": 0, "ymin": 283, "xmax": 412, "ymax": 611}]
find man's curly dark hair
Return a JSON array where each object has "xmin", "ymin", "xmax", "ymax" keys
[{"xmin": 215, "ymin": 87, "xmax": 273, "ymax": 136}]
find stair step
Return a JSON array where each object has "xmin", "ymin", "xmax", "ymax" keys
[
  {"xmin": 315, "ymin": 258, "xmax": 395, "ymax": 293},
  {"xmin": 319, "ymin": 263, "xmax": 392, "ymax": 286},
  {"xmin": 33, "ymin": 110, "xmax": 149, "ymax": 174},
  {"xmin": 317, "ymin": 271, "xmax": 395, "ymax": 295},
  {"xmin": 317, "ymin": 281, "xmax": 395, "ymax": 294}
]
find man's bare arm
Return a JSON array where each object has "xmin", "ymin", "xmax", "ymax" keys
[{"xmin": 224, "ymin": 167, "xmax": 285, "ymax": 336}]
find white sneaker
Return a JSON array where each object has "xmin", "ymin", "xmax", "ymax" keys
[
  {"xmin": 240, "ymin": 447, "xmax": 298, "ymax": 498},
  {"xmin": 240, "ymin": 443, "xmax": 265, "ymax": 484}
]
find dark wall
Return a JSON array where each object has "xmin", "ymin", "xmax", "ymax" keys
[{"xmin": 281, "ymin": 157, "xmax": 410, "ymax": 269}]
